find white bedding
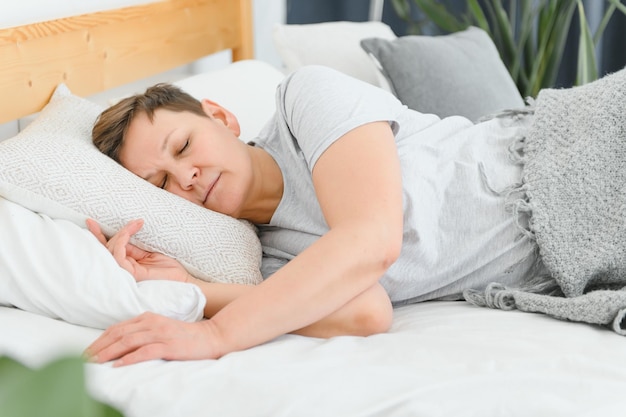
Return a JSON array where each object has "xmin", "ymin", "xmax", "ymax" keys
[{"xmin": 2, "ymin": 302, "xmax": 625, "ymax": 416}]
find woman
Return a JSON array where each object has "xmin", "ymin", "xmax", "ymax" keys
[{"xmin": 86, "ymin": 65, "xmax": 539, "ymax": 366}]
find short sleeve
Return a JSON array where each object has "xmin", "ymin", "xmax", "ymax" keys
[{"xmin": 275, "ymin": 65, "xmax": 404, "ymax": 170}]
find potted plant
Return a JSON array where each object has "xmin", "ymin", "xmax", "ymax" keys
[{"xmin": 390, "ymin": 0, "xmax": 626, "ymax": 97}]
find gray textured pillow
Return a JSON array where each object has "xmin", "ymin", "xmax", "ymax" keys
[
  {"xmin": 361, "ymin": 26, "xmax": 524, "ymax": 122},
  {"xmin": 0, "ymin": 84, "xmax": 263, "ymax": 286}
]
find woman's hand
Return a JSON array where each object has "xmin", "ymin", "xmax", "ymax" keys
[
  {"xmin": 86, "ymin": 218, "xmax": 189, "ymax": 283},
  {"xmin": 85, "ymin": 312, "xmax": 224, "ymax": 366}
]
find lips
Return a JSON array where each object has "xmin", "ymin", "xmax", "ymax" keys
[{"xmin": 202, "ymin": 174, "xmax": 220, "ymax": 205}]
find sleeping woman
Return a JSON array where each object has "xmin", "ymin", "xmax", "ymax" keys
[{"xmin": 85, "ymin": 64, "xmax": 588, "ymax": 366}]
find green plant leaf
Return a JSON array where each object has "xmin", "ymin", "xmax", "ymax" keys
[
  {"xmin": 547, "ymin": 3, "xmax": 577, "ymax": 89},
  {"xmin": 608, "ymin": 0, "xmax": 626, "ymax": 15},
  {"xmin": 412, "ymin": 0, "xmax": 467, "ymax": 32},
  {"xmin": 391, "ymin": 0, "xmax": 426, "ymax": 34},
  {"xmin": 576, "ymin": 1, "xmax": 598, "ymax": 85},
  {"xmin": 594, "ymin": 2, "xmax": 617, "ymax": 44},
  {"xmin": 398, "ymin": 0, "xmax": 621, "ymax": 97},
  {"xmin": 489, "ymin": 0, "xmax": 517, "ymax": 70},
  {"xmin": 481, "ymin": 1, "xmax": 500, "ymax": 47},
  {"xmin": 528, "ymin": 1, "xmax": 576, "ymax": 96},
  {"xmin": 466, "ymin": 0, "xmax": 489, "ymax": 32},
  {"xmin": 517, "ymin": 0, "xmax": 539, "ymax": 92},
  {"xmin": 527, "ymin": 1, "xmax": 558, "ymax": 96},
  {"xmin": 390, "ymin": 0, "xmax": 412, "ymax": 20},
  {"xmin": 0, "ymin": 356, "xmax": 124, "ymax": 417}
]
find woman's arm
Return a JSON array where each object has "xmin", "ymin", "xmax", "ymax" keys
[
  {"xmin": 87, "ymin": 218, "xmax": 393, "ymax": 338},
  {"xmin": 86, "ymin": 121, "xmax": 403, "ymax": 364},
  {"xmin": 193, "ymin": 278, "xmax": 392, "ymax": 337},
  {"xmin": 199, "ymin": 120, "xmax": 403, "ymax": 352}
]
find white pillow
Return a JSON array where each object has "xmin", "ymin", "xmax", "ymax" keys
[
  {"xmin": 0, "ymin": 84, "xmax": 263, "ymax": 286},
  {"xmin": 0, "ymin": 196, "xmax": 205, "ymax": 329},
  {"xmin": 272, "ymin": 21, "xmax": 397, "ymax": 87}
]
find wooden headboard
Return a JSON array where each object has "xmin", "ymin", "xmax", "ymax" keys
[{"xmin": 0, "ymin": 0, "xmax": 253, "ymax": 124}]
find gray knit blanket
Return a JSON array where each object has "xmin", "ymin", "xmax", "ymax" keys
[{"xmin": 464, "ymin": 67, "xmax": 626, "ymax": 335}]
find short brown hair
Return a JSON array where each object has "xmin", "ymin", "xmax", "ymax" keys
[{"xmin": 92, "ymin": 83, "xmax": 207, "ymax": 162}]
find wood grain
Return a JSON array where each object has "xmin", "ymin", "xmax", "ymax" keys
[{"xmin": 0, "ymin": 0, "xmax": 254, "ymax": 123}]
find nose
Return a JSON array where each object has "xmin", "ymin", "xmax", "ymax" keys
[{"xmin": 173, "ymin": 166, "xmax": 199, "ymax": 191}]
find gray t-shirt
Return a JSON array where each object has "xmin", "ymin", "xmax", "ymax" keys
[{"xmin": 253, "ymin": 66, "xmax": 537, "ymax": 305}]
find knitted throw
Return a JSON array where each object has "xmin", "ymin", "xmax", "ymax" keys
[{"xmin": 464, "ymin": 67, "xmax": 626, "ymax": 335}]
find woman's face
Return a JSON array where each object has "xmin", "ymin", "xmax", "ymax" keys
[{"xmin": 119, "ymin": 103, "xmax": 253, "ymax": 218}]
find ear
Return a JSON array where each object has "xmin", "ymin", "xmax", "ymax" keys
[{"xmin": 201, "ymin": 99, "xmax": 241, "ymax": 137}]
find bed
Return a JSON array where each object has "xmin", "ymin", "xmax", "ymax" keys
[{"xmin": 2, "ymin": 1, "xmax": 626, "ymax": 416}]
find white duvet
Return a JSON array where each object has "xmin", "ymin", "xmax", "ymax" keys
[{"xmin": 3, "ymin": 301, "xmax": 626, "ymax": 417}]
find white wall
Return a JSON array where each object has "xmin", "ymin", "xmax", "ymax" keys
[
  {"xmin": 254, "ymin": 0, "xmax": 286, "ymax": 68},
  {"xmin": 191, "ymin": 0, "xmax": 285, "ymax": 72}
]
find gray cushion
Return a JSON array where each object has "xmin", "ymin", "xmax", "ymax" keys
[{"xmin": 361, "ymin": 27, "xmax": 524, "ymax": 122}]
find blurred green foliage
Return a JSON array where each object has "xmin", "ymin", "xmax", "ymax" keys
[
  {"xmin": 391, "ymin": 0, "xmax": 626, "ymax": 97},
  {"xmin": 0, "ymin": 356, "xmax": 124, "ymax": 417}
]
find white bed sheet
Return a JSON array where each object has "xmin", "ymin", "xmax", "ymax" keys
[{"xmin": 2, "ymin": 302, "xmax": 625, "ymax": 417}]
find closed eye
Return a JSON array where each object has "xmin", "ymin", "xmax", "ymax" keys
[
  {"xmin": 178, "ymin": 139, "xmax": 190, "ymax": 155},
  {"xmin": 157, "ymin": 138, "xmax": 188, "ymax": 189}
]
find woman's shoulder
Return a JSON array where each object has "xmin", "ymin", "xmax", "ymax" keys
[
  {"xmin": 279, "ymin": 65, "xmax": 373, "ymax": 99},
  {"xmin": 284, "ymin": 65, "xmax": 348, "ymax": 83}
]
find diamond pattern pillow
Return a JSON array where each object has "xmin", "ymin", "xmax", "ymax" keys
[{"xmin": 0, "ymin": 84, "xmax": 263, "ymax": 286}]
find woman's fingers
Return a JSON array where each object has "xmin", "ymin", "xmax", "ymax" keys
[
  {"xmin": 102, "ymin": 219, "xmax": 143, "ymax": 254},
  {"xmin": 123, "ymin": 218, "xmax": 145, "ymax": 235},
  {"xmin": 86, "ymin": 218, "xmax": 107, "ymax": 245},
  {"xmin": 111, "ymin": 226, "xmax": 133, "ymax": 267},
  {"xmin": 86, "ymin": 315, "xmax": 155, "ymax": 365},
  {"xmin": 108, "ymin": 219, "xmax": 144, "ymax": 248},
  {"xmin": 86, "ymin": 218, "xmax": 144, "ymax": 249},
  {"xmin": 86, "ymin": 218, "xmax": 149, "ymax": 277},
  {"xmin": 85, "ymin": 313, "xmax": 221, "ymax": 366}
]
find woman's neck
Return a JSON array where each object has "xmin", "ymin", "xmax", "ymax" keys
[{"xmin": 239, "ymin": 145, "xmax": 284, "ymax": 224}]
